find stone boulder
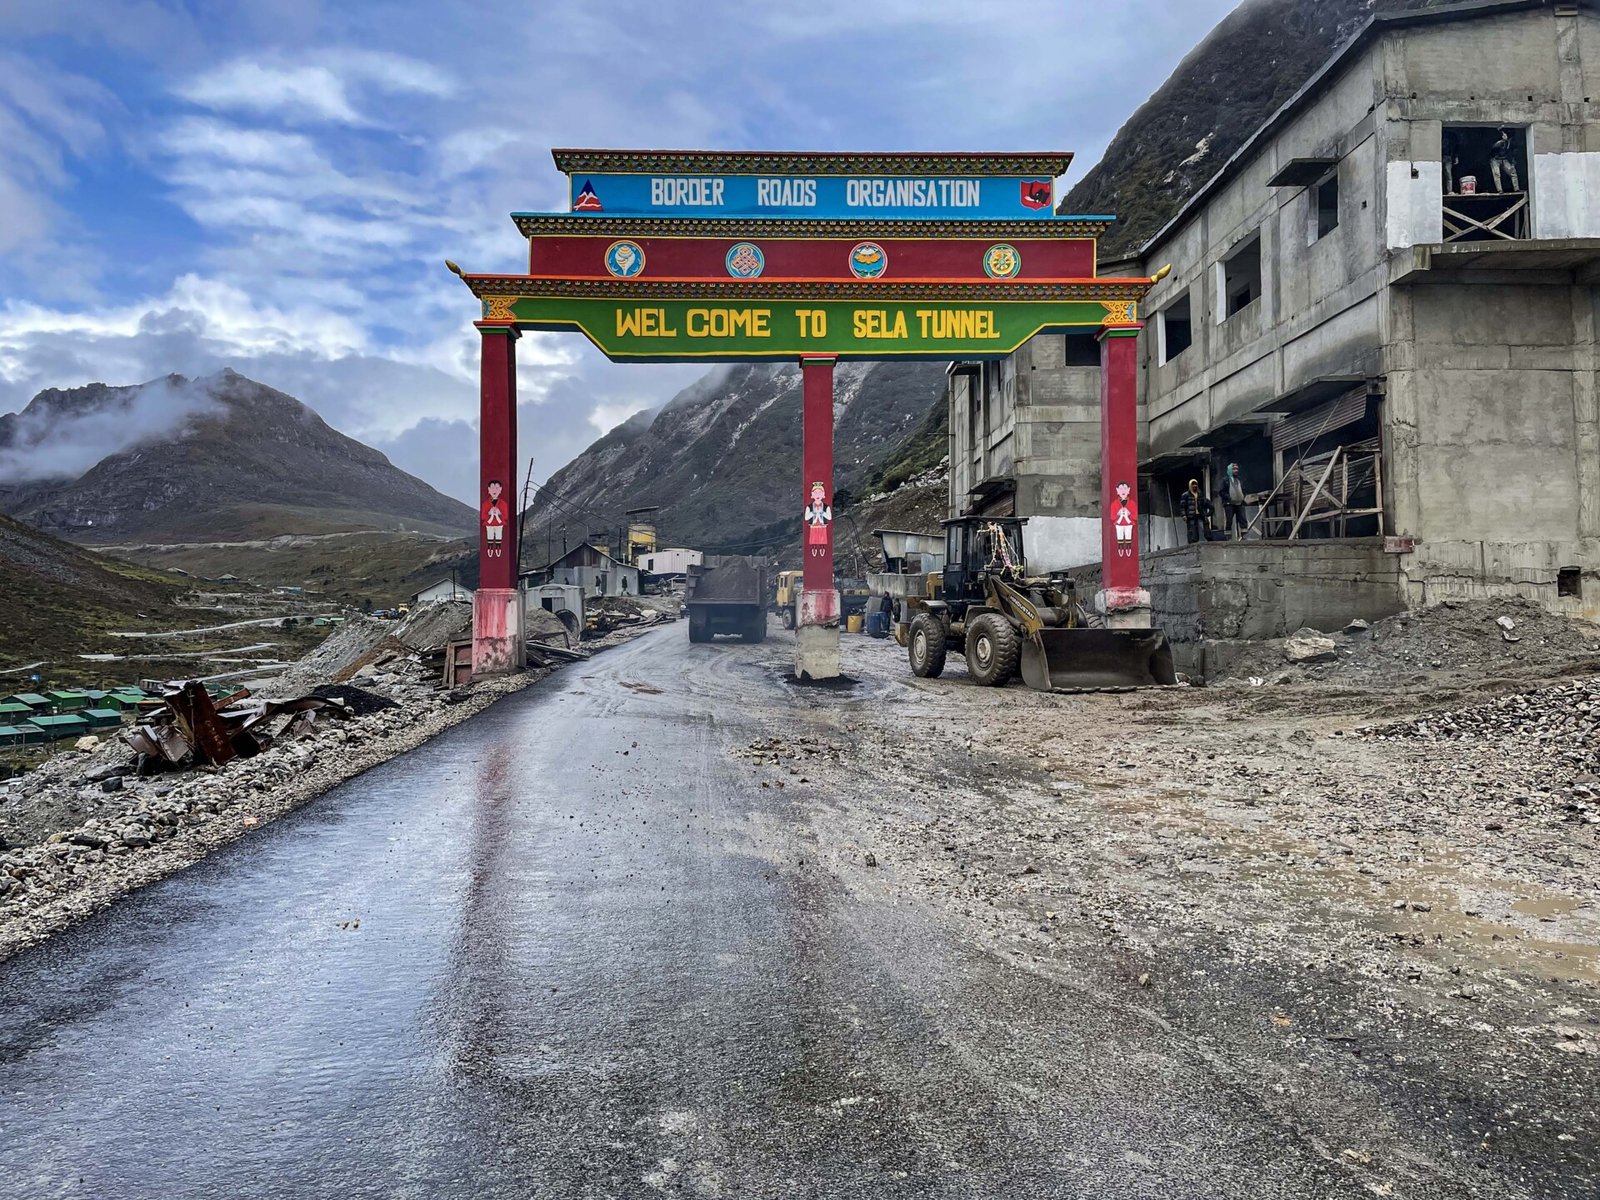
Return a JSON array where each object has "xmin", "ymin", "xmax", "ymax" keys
[{"xmin": 1284, "ymin": 630, "xmax": 1338, "ymax": 664}]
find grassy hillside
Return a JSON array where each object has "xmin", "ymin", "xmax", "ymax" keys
[
  {"xmin": 0, "ymin": 513, "xmax": 188, "ymax": 671},
  {"xmin": 105, "ymin": 532, "xmax": 478, "ymax": 609}
]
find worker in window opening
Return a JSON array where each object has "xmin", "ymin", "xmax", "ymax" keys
[
  {"xmin": 1179, "ymin": 478, "xmax": 1212, "ymax": 544},
  {"xmin": 1490, "ymin": 128, "xmax": 1520, "ymax": 192},
  {"xmin": 1222, "ymin": 463, "xmax": 1249, "ymax": 539}
]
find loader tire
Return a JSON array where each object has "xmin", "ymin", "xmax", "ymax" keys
[
  {"xmin": 909, "ymin": 613, "xmax": 947, "ymax": 679},
  {"xmin": 965, "ymin": 612, "xmax": 1019, "ymax": 687},
  {"xmin": 781, "ymin": 607, "xmax": 795, "ymax": 630}
]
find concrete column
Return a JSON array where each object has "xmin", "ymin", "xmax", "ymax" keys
[
  {"xmin": 796, "ymin": 355, "xmax": 840, "ymax": 680},
  {"xmin": 473, "ymin": 322, "xmax": 525, "ymax": 676},
  {"xmin": 1097, "ymin": 324, "xmax": 1152, "ymax": 629}
]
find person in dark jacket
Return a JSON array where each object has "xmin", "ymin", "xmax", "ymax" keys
[
  {"xmin": 1179, "ymin": 478, "xmax": 1211, "ymax": 543},
  {"xmin": 1221, "ymin": 462, "xmax": 1249, "ymax": 538}
]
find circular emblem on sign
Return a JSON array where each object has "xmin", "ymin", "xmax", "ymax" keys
[
  {"xmin": 725, "ymin": 242, "xmax": 765, "ymax": 278},
  {"xmin": 848, "ymin": 241, "xmax": 887, "ymax": 279},
  {"xmin": 604, "ymin": 240, "xmax": 645, "ymax": 278},
  {"xmin": 983, "ymin": 243, "xmax": 1022, "ymax": 279}
]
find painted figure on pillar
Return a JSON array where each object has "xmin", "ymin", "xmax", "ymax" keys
[
  {"xmin": 804, "ymin": 481, "xmax": 832, "ymax": 554},
  {"xmin": 482, "ymin": 479, "xmax": 507, "ymax": 558},
  {"xmin": 1111, "ymin": 480, "xmax": 1136, "ymax": 558}
]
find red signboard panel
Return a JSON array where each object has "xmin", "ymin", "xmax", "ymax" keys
[{"xmin": 527, "ymin": 235, "xmax": 1096, "ymax": 282}]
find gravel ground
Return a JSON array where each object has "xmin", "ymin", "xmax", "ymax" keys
[
  {"xmin": 726, "ymin": 628, "xmax": 1600, "ymax": 1193},
  {"xmin": 0, "ymin": 607, "xmax": 674, "ymax": 962}
]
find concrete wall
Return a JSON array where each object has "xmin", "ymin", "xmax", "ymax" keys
[
  {"xmin": 1386, "ymin": 276, "xmax": 1600, "ymax": 616},
  {"xmin": 1069, "ymin": 539, "xmax": 1407, "ymax": 675},
  {"xmin": 948, "ymin": 337, "xmax": 1107, "ymax": 571}
]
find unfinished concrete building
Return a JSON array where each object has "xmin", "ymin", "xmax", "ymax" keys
[{"xmin": 950, "ymin": 0, "xmax": 1600, "ymax": 662}]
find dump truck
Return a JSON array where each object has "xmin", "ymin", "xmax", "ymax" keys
[
  {"xmin": 900, "ymin": 516, "xmax": 1175, "ymax": 690},
  {"xmin": 774, "ymin": 569, "xmax": 803, "ymax": 629},
  {"xmin": 686, "ymin": 556, "xmax": 769, "ymax": 643}
]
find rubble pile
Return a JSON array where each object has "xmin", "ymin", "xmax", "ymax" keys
[
  {"xmin": 1217, "ymin": 597, "xmax": 1600, "ymax": 686},
  {"xmin": 123, "ymin": 681, "xmax": 349, "ymax": 772},
  {"xmin": 1359, "ymin": 677, "xmax": 1600, "ymax": 827}
]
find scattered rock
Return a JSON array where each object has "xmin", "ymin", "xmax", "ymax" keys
[{"xmin": 1285, "ymin": 631, "xmax": 1338, "ymax": 664}]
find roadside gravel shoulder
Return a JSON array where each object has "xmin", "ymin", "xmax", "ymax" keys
[{"xmin": 0, "ymin": 619, "xmax": 668, "ymax": 963}]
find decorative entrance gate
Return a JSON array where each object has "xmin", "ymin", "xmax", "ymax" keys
[{"xmin": 452, "ymin": 150, "xmax": 1158, "ymax": 679}]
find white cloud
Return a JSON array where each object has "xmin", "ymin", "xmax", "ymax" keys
[
  {"xmin": 179, "ymin": 61, "xmax": 365, "ymax": 124},
  {"xmin": 0, "ymin": 376, "xmax": 222, "ymax": 482},
  {"xmin": 178, "ymin": 49, "xmax": 455, "ymax": 125},
  {"xmin": 0, "ymin": 54, "xmax": 112, "ymax": 264}
]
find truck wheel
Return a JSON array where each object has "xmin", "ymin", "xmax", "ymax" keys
[
  {"xmin": 965, "ymin": 613, "xmax": 1020, "ymax": 687},
  {"xmin": 781, "ymin": 608, "xmax": 795, "ymax": 630},
  {"xmin": 744, "ymin": 611, "xmax": 766, "ymax": 643},
  {"xmin": 908, "ymin": 613, "xmax": 947, "ymax": 679},
  {"xmin": 688, "ymin": 612, "xmax": 709, "ymax": 643}
]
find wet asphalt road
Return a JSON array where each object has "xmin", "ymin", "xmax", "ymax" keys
[{"xmin": 0, "ymin": 627, "xmax": 1362, "ymax": 1198}]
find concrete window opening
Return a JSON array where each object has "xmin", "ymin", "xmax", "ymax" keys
[
  {"xmin": 1314, "ymin": 173, "xmax": 1340, "ymax": 241},
  {"xmin": 1158, "ymin": 292, "xmax": 1193, "ymax": 364},
  {"xmin": 1560, "ymin": 567, "xmax": 1582, "ymax": 599},
  {"xmin": 1441, "ymin": 124, "xmax": 1529, "ymax": 242},
  {"xmin": 1064, "ymin": 335, "xmax": 1101, "ymax": 367},
  {"xmin": 1216, "ymin": 235, "xmax": 1262, "ymax": 321}
]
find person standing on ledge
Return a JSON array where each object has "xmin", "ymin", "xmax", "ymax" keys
[
  {"xmin": 1222, "ymin": 462, "xmax": 1249, "ymax": 539},
  {"xmin": 1180, "ymin": 478, "xmax": 1211, "ymax": 544}
]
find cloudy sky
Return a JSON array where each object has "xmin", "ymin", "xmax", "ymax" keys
[{"xmin": 0, "ymin": 0, "xmax": 1238, "ymax": 503}]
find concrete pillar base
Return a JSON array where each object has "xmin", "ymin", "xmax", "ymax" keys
[
  {"xmin": 1097, "ymin": 586, "xmax": 1153, "ymax": 630},
  {"xmin": 472, "ymin": 587, "xmax": 525, "ymax": 678},
  {"xmin": 794, "ymin": 588, "xmax": 841, "ymax": 680}
]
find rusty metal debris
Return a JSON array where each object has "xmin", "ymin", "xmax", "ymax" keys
[{"xmin": 123, "ymin": 681, "xmax": 351, "ymax": 773}]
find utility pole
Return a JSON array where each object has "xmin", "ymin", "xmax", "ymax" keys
[{"xmin": 516, "ymin": 456, "xmax": 536, "ymax": 582}]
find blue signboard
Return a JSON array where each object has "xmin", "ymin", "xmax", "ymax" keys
[{"xmin": 567, "ymin": 173, "xmax": 1058, "ymax": 219}]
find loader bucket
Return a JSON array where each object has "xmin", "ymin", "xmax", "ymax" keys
[{"xmin": 1019, "ymin": 627, "xmax": 1178, "ymax": 692}]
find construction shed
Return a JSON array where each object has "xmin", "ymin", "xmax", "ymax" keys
[
  {"xmin": 26, "ymin": 714, "xmax": 91, "ymax": 741},
  {"xmin": 81, "ymin": 709, "xmax": 124, "ymax": 730}
]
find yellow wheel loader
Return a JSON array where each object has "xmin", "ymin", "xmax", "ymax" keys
[{"xmin": 899, "ymin": 517, "xmax": 1176, "ymax": 691}]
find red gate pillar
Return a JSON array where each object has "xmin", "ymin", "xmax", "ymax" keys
[
  {"xmin": 1097, "ymin": 323, "xmax": 1153, "ymax": 628},
  {"xmin": 473, "ymin": 322, "xmax": 525, "ymax": 676},
  {"xmin": 796, "ymin": 355, "xmax": 840, "ymax": 680}
]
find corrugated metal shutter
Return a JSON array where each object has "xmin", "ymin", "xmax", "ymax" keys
[{"xmin": 1273, "ymin": 388, "xmax": 1367, "ymax": 452}]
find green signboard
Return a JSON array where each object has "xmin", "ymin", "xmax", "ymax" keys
[{"xmin": 495, "ymin": 295, "xmax": 1115, "ymax": 360}]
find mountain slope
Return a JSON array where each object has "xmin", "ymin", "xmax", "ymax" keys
[
  {"xmin": 525, "ymin": 360, "xmax": 947, "ymax": 558},
  {"xmin": 1066, "ymin": 0, "xmax": 1456, "ymax": 260},
  {"xmin": 0, "ymin": 513, "xmax": 184, "ymax": 670},
  {"xmin": 0, "ymin": 370, "xmax": 474, "ymax": 544}
]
